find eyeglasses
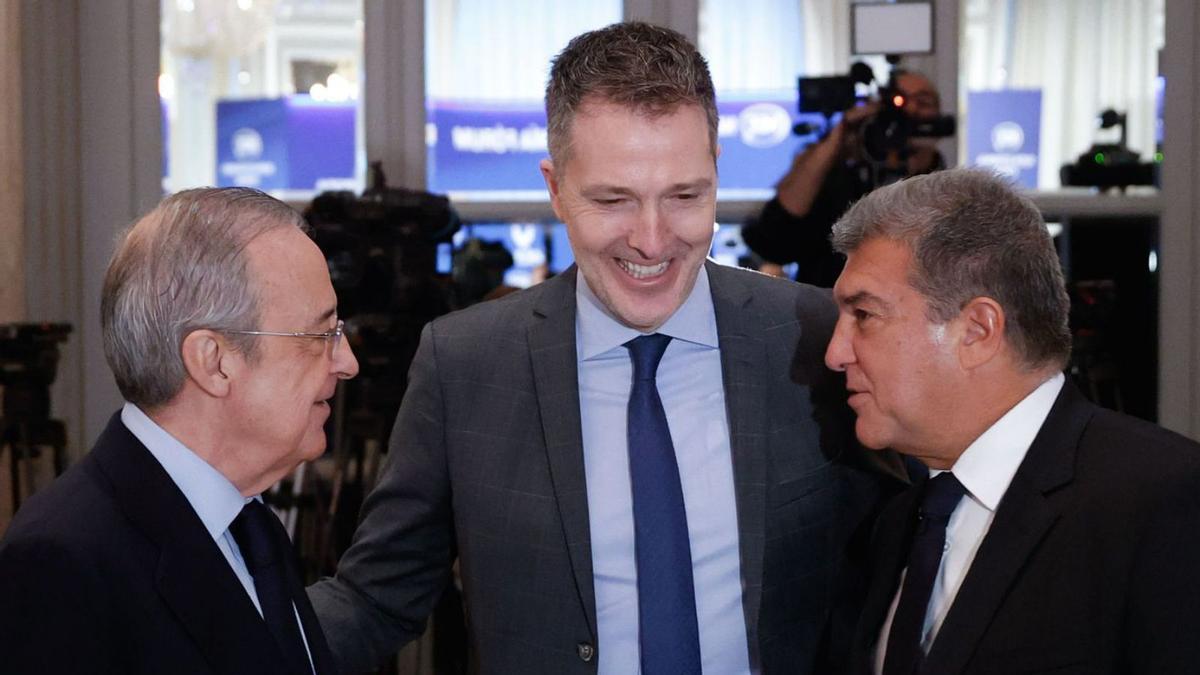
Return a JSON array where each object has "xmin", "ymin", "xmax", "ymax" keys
[{"xmin": 223, "ymin": 319, "xmax": 345, "ymax": 353}]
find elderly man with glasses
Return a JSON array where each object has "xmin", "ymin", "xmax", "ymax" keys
[{"xmin": 0, "ymin": 187, "xmax": 358, "ymax": 674}]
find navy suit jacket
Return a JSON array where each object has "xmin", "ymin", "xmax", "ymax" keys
[
  {"xmin": 851, "ymin": 383, "xmax": 1200, "ymax": 675},
  {"xmin": 0, "ymin": 414, "xmax": 337, "ymax": 674}
]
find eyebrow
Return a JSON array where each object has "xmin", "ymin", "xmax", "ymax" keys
[
  {"xmin": 667, "ymin": 179, "xmax": 714, "ymax": 193},
  {"xmin": 580, "ymin": 185, "xmax": 637, "ymax": 198},
  {"xmin": 580, "ymin": 178, "xmax": 714, "ymax": 197},
  {"xmin": 838, "ymin": 290, "xmax": 888, "ymax": 309},
  {"xmin": 676, "ymin": 178, "xmax": 713, "ymax": 188},
  {"xmin": 311, "ymin": 306, "xmax": 337, "ymax": 328}
]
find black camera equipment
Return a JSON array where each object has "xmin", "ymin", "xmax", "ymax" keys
[
  {"xmin": 796, "ymin": 60, "xmax": 955, "ymax": 178},
  {"xmin": 301, "ymin": 162, "xmax": 460, "ymax": 562},
  {"xmin": 796, "ymin": 61, "xmax": 876, "ymax": 123},
  {"xmin": 306, "ymin": 162, "xmax": 460, "ymax": 415},
  {"xmin": 1, "ymin": 322, "xmax": 72, "ymax": 512},
  {"xmin": 1061, "ymin": 109, "xmax": 1158, "ymax": 190},
  {"xmin": 452, "ymin": 237, "xmax": 514, "ymax": 306}
]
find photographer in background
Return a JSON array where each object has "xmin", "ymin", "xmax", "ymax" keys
[{"xmin": 742, "ymin": 70, "xmax": 945, "ymax": 287}]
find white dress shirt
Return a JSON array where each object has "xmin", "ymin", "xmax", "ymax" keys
[{"xmin": 874, "ymin": 373, "xmax": 1065, "ymax": 674}]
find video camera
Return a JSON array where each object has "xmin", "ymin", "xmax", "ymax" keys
[
  {"xmin": 0, "ymin": 323, "xmax": 72, "ymax": 420},
  {"xmin": 1060, "ymin": 109, "xmax": 1158, "ymax": 190},
  {"xmin": 304, "ymin": 162, "xmax": 461, "ymax": 421},
  {"xmin": 796, "ymin": 60, "xmax": 956, "ymax": 164}
]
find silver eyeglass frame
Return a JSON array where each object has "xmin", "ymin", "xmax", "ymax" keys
[{"xmin": 223, "ymin": 319, "xmax": 345, "ymax": 351}]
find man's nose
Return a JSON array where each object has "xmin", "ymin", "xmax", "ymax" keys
[
  {"xmin": 334, "ymin": 337, "xmax": 360, "ymax": 379},
  {"xmin": 626, "ymin": 205, "xmax": 669, "ymax": 259},
  {"xmin": 824, "ymin": 315, "xmax": 853, "ymax": 372}
]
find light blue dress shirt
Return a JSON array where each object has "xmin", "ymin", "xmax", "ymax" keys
[
  {"xmin": 576, "ymin": 267, "xmax": 752, "ymax": 675},
  {"xmin": 120, "ymin": 403, "xmax": 314, "ymax": 672}
]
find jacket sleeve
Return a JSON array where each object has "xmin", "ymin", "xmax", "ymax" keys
[
  {"xmin": 308, "ymin": 321, "xmax": 457, "ymax": 674},
  {"xmin": 741, "ymin": 195, "xmax": 838, "ymax": 264}
]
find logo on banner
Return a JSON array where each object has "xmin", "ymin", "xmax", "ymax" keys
[
  {"xmin": 737, "ymin": 103, "xmax": 792, "ymax": 148},
  {"xmin": 509, "ymin": 223, "xmax": 546, "ymax": 268},
  {"xmin": 220, "ymin": 126, "xmax": 276, "ymax": 187},
  {"xmin": 991, "ymin": 122, "xmax": 1025, "ymax": 153},
  {"xmin": 232, "ymin": 128, "xmax": 264, "ymax": 160},
  {"xmin": 976, "ymin": 119, "xmax": 1036, "ymax": 180}
]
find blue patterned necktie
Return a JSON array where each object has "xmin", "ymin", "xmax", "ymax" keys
[
  {"xmin": 882, "ymin": 472, "xmax": 967, "ymax": 675},
  {"xmin": 625, "ymin": 333, "xmax": 702, "ymax": 674}
]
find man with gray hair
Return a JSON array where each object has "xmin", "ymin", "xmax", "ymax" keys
[
  {"xmin": 0, "ymin": 187, "xmax": 358, "ymax": 674},
  {"xmin": 825, "ymin": 169, "xmax": 1200, "ymax": 674},
  {"xmin": 310, "ymin": 20, "xmax": 895, "ymax": 675}
]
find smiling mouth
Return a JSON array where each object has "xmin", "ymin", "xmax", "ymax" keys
[{"xmin": 617, "ymin": 258, "xmax": 670, "ymax": 279}]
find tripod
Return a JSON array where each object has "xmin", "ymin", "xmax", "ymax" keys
[
  {"xmin": 2, "ymin": 416, "xmax": 67, "ymax": 514},
  {"xmin": 0, "ymin": 322, "xmax": 73, "ymax": 514}
]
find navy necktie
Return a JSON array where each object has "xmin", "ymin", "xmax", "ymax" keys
[
  {"xmin": 882, "ymin": 471, "xmax": 967, "ymax": 675},
  {"xmin": 625, "ymin": 333, "xmax": 702, "ymax": 674},
  {"xmin": 230, "ymin": 500, "xmax": 313, "ymax": 675}
]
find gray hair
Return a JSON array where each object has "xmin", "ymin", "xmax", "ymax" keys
[
  {"xmin": 831, "ymin": 169, "xmax": 1071, "ymax": 370},
  {"xmin": 545, "ymin": 21, "xmax": 718, "ymax": 170},
  {"xmin": 101, "ymin": 187, "xmax": 308, "ymax": 408}
]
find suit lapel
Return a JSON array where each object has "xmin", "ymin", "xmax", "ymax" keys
[
  {"xmin": 852, "ymin": 485, "xmax": 923, "ymax": 672},
  {"xmin": 527, "ymin": 268, "xmax": 598, "ymax": 638},
  {"xmin": 924, "ymin": 382, "xmax": 1092, "ymax": 673},
  {"xmin": 707, "ymin": 262, "xmax": 771, "ymax": 646},
  {"xmin": 273, "ymin": 512, "xmax": 338, "ymax": 674},
  {"xmin": 91, "ymin": 415, "xmax": 286, "ymax": 674}
]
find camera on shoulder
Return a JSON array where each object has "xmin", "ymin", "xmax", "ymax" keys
[{"xmin": 795, "ymin": 61, "xmax": 956, "ymax": 164}]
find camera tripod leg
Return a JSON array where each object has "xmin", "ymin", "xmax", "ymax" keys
[
  {"xmin": 53, "ymin": 443, "xmax": 67, "ymax": 476},
  {"xmin": 7, "ymin": 441, "xmax": 20, "ymax": 515},
  {"xmin": 21, "ymin": 443, "xmax": 37, "ymax": 512}
]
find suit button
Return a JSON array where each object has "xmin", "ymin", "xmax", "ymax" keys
[{"xmin": 577, "ymin": 642, "xmax": 595, "ymax": 662}]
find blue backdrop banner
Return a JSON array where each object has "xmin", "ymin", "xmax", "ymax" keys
[
  {"xmin": 426, "ymin": 98, "xmax": 823, "ymax": 196},
  {"xmin": 966, "ymin": 89, "xmax": 1042, "ymax": 189},
  {"xmin": 216, "ymin": 96, "xmax": 356, "ymax": 192}
]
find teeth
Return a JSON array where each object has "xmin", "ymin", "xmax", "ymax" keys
[{"xmin": 618, "ymin": 259, "xmax": 669, "ymax": 279}]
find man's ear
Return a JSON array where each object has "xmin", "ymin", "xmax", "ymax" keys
[
  {"xmin": 957, "ymin": 296, "xmax": 1006, "ymax": 370},
  {"xmin": 540, "ymin": 158, "xmax": 568, "ymax": 223},
  {"xmin": 180, "ymin": 329, "xmax": 235, "ymax": 398}
]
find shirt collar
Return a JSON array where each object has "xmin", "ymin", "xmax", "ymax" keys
[
  {"xmin": 575, "ymin": 263, "xmax": 719, "ymax": 361},
  {"xmin": 939, "ymin": 373, "xmax": 1065, "ymax": 511},
  {"xmin": 121, "ymin": 402, "xmax": 251, "ymax": 541}
]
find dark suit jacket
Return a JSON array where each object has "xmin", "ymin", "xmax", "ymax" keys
[
  {"xmin": 0, "ymin": 414, "xmax": 337, "ymax": 675},
  {"xmin": 310, "ymin": 262, "xmax": 900, "ymax": 674},
  {"xmin": 851, "ymin": 382, "xmax": 1200, "ymax": 675}
]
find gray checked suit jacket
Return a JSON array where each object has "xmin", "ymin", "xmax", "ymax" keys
[{"xmin": 310, "ymin": 261, "xmax": 897, "ymax": 674}]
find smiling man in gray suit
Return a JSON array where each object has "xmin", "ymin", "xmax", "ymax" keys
[{"xmin": 310, "ymin": 21, "xmax": 895, "ymax": 675}]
